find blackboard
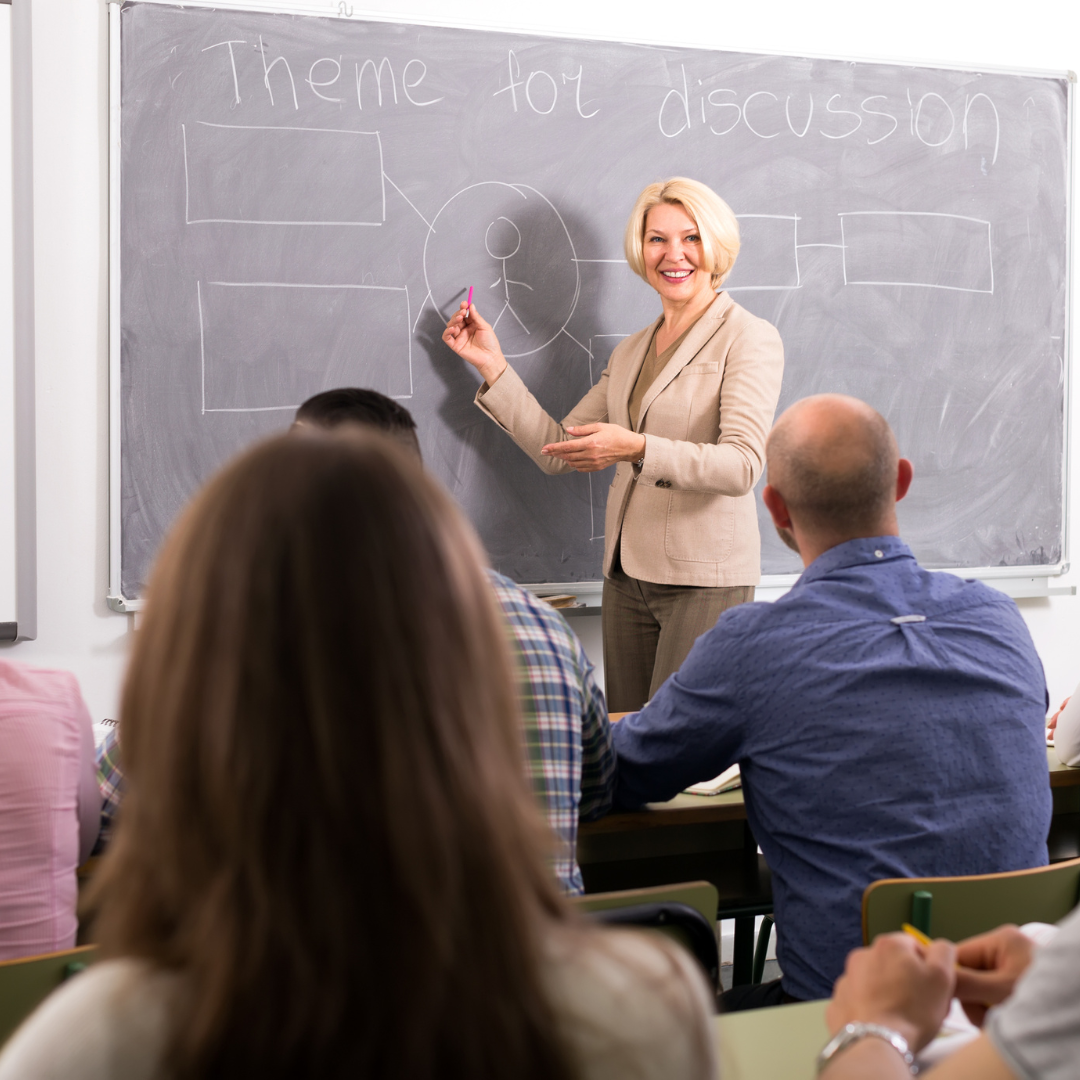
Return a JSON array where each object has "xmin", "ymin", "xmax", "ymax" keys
[{"xmin": 112, "ymin": 0, "xmax": 1072, "ymax": 604}]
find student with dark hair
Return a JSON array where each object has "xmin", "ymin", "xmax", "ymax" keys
[
  {"xmin": 0, "ymin": 432, "xmax": 715, "ymax": 1080},
  {"xmin": 293, "ymin": 387, "xmax": 422, "ymax": 458},
  {"xmin": 293, "ymin": 387, "xmax": 614, "ymax": 895},
  {"xmin": 611, "ymin": 394, "xmax": 1051, "ymax": 1009}
]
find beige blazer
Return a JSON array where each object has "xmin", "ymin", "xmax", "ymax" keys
[{"xmin": 475, "ymin": 292, "xmax": 784, "ymax": 587}]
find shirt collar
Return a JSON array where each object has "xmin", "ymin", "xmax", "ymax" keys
[{"xmin": 795, "ymin": 535, "xmax": 916, "ymax": 588}]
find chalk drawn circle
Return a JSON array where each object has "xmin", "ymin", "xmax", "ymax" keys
[{"xmin": 424, "ymin": 182, "xmax": 580, "ymax": 359}]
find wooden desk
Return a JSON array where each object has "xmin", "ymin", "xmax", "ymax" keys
[
  {"xmin": 715, "ymin": 999, "xmax": 829, "ymax": 1079},
  {"xmin": 1049, "ymin": 746, "xmax": 1080, "ymax": 787},
  {"xmin": 582, "ymin": 747, "xmax": 1080, "ymax": 835}
]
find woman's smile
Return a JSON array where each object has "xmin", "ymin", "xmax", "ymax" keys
[{"xmin": 642, "ymin": 202, "xmax": 714, "ymax": 305}]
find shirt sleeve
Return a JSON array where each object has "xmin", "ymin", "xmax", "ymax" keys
[
  {"xmin": 985, "ymin": 905, "xmax": 1080, "ymax": 1080},
  {"xmin": 1053, "ymin": 680, "xmax": 1080, "ymax": 767},
  {"xmin": 577, "ymin": 646, "xmax": 614, "ymax": 823},
  {"xmin": 93, "ymin": 727, "xmax": 125, "ymax": 856},
  {"xmin": 75, "ymin": 692, "xmax": 102, "ymax": 864},
  {"xmin": 475, "ymin": 361, "xmax": 611, "ymax": 477},
  {"xmin": 611, "ymin": 616, "xmax": 749, "ymax": 809}
]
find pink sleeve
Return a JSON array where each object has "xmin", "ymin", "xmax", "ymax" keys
[{"xmin": 75, "ymin": 693, "xmax": 101, "ymax": 863}]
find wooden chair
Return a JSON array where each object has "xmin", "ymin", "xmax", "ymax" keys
[
  {"xmin": 0, "ymin": 945, "xmax": 98, "ymax": 1048},
  {"xmin": 575, "ymin": 881, "xmax": 720, "ymax": 990},
  {"xmin": 863, "ymin": 857, "xmax": 1080, "ymax": 944}
]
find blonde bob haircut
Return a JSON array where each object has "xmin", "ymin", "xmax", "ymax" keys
[{"xmin": 624, "ymin": 177, "xmax": 741, "ymax": 289}]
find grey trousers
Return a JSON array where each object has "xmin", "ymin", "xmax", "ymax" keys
[{"xmin": 601, "ymin": 567, "xmax": 755, "ymax": 713}]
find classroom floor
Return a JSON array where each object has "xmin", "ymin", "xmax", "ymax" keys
[{"xmin": 720, "ymin": 959, "xmax": 782, "ymax": 991}]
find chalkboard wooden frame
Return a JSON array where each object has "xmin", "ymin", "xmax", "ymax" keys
[{"xmin": 106, "ymin": 0, "xmax": 1075, "ymax": 611}]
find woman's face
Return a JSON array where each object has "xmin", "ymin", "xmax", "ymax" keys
[{"xmin": 642, "ymin": 202, "xmax": 714, "ymax": 306}]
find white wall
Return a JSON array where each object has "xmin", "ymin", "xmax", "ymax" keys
[
  {"xmin": 5, "ymin": 0, "xmax": 1080, "ymax": 720},
  {"xmin": 0, "ymin": 0, "xmax": 132, "ymax": 719},
  {"xmin": 0, "ymin": 9, "xmax": 16, "ymax": 627}
]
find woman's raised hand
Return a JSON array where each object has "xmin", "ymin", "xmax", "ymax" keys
[{"xmin": 442, "ymin": 302, "xmax": 508, "ymax": 387}]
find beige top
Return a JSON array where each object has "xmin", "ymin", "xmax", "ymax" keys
[
  {"xmin": 0, "ymin": 927, "xmax": 718, "ymax": 1080},
  {"xmin": 476, "ymin": 292, "xmax": 785, "ymax": 587},
  {"xmin": 627, "ymin": 322, "xmax": 695, "ymax": 431}
]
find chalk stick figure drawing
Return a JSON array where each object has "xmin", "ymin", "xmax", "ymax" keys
[
  {"xmin": 423, "ymin": 182, "xmax": 579, "ymax": 358},
  {"xmin": 485, "ymin": 215, "xmax": 534, "ymax": 335}
]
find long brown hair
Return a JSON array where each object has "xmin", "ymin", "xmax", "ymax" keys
[{"xmin": 89, "ymin": 431, "xmax": 575, "ymax": 1080}]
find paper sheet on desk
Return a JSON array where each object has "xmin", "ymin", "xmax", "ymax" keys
[
  {"xmin": 685, "ymin": 764, "xmax": 741, "ymax": 796},
  {"xmin": 916, "ymin": 999, "xmax": 981, "ymax": 1067}
]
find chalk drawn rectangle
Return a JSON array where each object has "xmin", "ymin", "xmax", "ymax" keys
[
  {"xmin": 183, "ymin": 122, "xmax": 385, "ymax": 225},
  {"xmin": 723, "ymin": 215, "xmax": 800, "ymax": 291},
  {"xmin": 198, "ymin": 281, "xmax": 412, "ymax": 412},
  {"xmin": 839, "ymin": 212, "xmax": 993, "ymax": 293}
]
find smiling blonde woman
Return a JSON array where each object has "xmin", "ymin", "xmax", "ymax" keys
[{"xmin": 444, "ymin": 178, "xmax": 785, "ymax": 711}]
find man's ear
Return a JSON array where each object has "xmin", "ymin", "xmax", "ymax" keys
[
  {"xmin": 895, "ymin": 458, "xmax": 913, "ymax": 502},
  {"xmin": 762, "ymin": 485, "xmax": 793, "ymax": 529}
]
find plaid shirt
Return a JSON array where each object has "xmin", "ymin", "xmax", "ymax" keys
[
  {"xmin": 488, "ymin": 572, "xmax": 614, "ymax": 894},
  {"xmin": 94, "ymin": 725, "xmax": 124, "ymax": 856}
]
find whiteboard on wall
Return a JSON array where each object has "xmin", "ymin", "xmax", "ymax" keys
[
  {"xmin": 110, "ymin": 1, "xmax": 1072, "ymax": 607},
  {"xmin": 0, "ymin": 4, "xmax": 17, "ymax": 637}
]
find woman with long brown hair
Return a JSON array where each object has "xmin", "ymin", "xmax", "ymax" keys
[{"xmin": 0, "ymin": 431, "xmax": 715, "ymax": 1080}]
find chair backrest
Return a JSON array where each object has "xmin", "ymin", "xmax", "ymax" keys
[
  {"xmin": 863, "ymin": 858, "xmax": 1080, "ymax": 944},
  {"xmin": 574, "ymin": 881, "xmax": 720, "ymax": 989},
  {"xmin": 0, "ymin": 945, "xmax": 99, "ymax": 1048}
]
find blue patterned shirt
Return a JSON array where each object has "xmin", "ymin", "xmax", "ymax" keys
[
  {"xmin": 488, "ymin": 572, "xmax": 614, "ymax": 894},
  {"xmin": 612, "ymin": 537, "xmax": 1052, "ymax": 1000}
]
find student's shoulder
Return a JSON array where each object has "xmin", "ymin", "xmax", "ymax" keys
[
  {"xmin": 0, "ymin": 658, "xmax": 85, "ymax": 715},
  {"xmin": 487, "ymin": 571, "xmax": 565, "ymax": 627},
  {"xmin": 486, "ymin": 571, "xmax": 580, "ymax": 639},
  {"xmin": 918, "ymin": 567, "xmax": 1030, "ymax": 625},
  {"xmin": 543, "ymin": 924, "xmax": 716, "ymax": 1080},
  {"xmin": 708, "ymin": 596, "xmax": 788, "ymax": 643},
  {"xmin": 675, "ymin": 597, "xmax": 788, "ymax": 675},
  {"xmin": 0, "ymin": 959, "xmax": 177, "ymax": 1080}
]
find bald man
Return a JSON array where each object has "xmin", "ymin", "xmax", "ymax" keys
[{"xmin": 611, "ymin": 395, "xmax": 1052, "ymax": 1008}]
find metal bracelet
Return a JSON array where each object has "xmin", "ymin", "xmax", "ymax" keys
[{"xmin": 816, "ymin": 1022, "xmax": 918, "ymax": 1075}]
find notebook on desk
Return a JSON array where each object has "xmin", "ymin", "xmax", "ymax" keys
[{"xmin": 685, "ymin": 763, "xmax": 741, "ymax": 796}]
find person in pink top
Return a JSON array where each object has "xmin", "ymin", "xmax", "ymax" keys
[{"xmin": 0, "ymin": 659, "xmax": 100, "ymax": 959}]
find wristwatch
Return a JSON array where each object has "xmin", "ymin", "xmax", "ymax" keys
[{"xmin": 816, "ymin": 1022, "xmax": 917, "ymax": 1075}]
